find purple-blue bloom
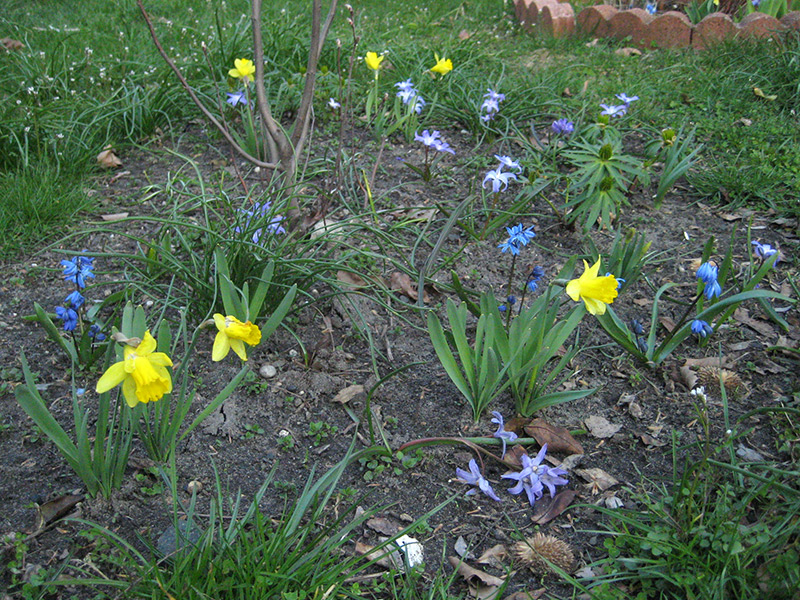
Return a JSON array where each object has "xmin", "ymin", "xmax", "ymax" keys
[
  {"xmin": 527, "ymin": 265, "xmax": 545, "ymax": 292},
  {"xmin": 226, "ymin": 90, "xmax": 248, "ymax": 107},
  {"xmin": 55, "ymin": 306, "xmax": 79, "ymax": 332},
  {"xmin": 615, "ymin": 93, "xmax": 639, "ymax": 105},
  {"xmin": 646, "ymin": 2, "xmax": 657, "ymax": 14},
  {"xmin": 88, "ymin": 323, "xmax": 106, "ymax": 341},
  {"xmin": 65, "ymin": 290, "xmax": 85, "ymax": 309},
  {"xmin": 704, "ymin": 279, "xmax": 722, "ymax": 300},
  {"xmin": 483, "ymin": 168, "xmax": 517, "ymax": 194},
  {"xmin": 551, "ymin": 118, "xmax": 575, "ymax": 135},
  {"xmin": 696, "ymin": 262, "xmax": 718, "ymax": 285},
  {"xmin": 600, "ymin": 103, "xmax": 627, "ymax": 118},
  {"xmin": 491, "ymin": 411, "xmax": 518, "ymax": 458},
  {"xmin": 61, "ymin": 256, "xmax": 94, "ymax": 289},
  {"xmin": 501, "ymin": 444, "xmax": 568, "ymax": 507},
  {"xmin": 495, "ymin": 155, "xmax": 523, "ymax": 173},
  {"xmin": 235, "ymin": 201, "xmax": 286, "ymax": 244},
  {"xmin": 480, "ymin": 89, "xmax": 505, "ymax": 122},
  {"xmin": 455, "ymin": 459, "xmax": 502, "ymax": 502},
  {"xmin": 751, "ymin": 240, "xmax": 779, "ymax": 264},
  {"xmin": 691, "ymin": 319, "xmax": 713, "ymax": 338}
]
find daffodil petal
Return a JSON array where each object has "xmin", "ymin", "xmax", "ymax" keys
[
  {"xmin": 138, "ymin": 330, "xmax": 157, "ymax": 355},
  {"xmin": 565, "ymin": 279, "xmax": 581, "ymax": 302},
  {"xmin": 148, "ymin": 352, "xmax": 173, "ymax": 368},
  {"xmin": 212, "ymin": 331, "xmax": 231, "ymax": 362},
  {"xmin": 96, "ymin": 362, "xmax": 127, "ymax": 394},
  {"xmin": 230, "ymin": 339, "xmax": 248, "ymax": 361},
  {"xmin": 582, "ymin": 296, "xmax": 607, "ymax": 315},
  {"xmin": 122, "ymin": 377, "xmax": 139, "ymax": 407}
]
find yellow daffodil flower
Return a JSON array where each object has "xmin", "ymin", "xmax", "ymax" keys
[
  {"xmin": 430, "ymin": 54, "xmax": 453, "ymax": 76},
  {"xmin": 566, "ymin": 258, "xmax": 619, "ymax": 315},
  {"xmin": 96, "ymin": 330, "xmax": 173, "ymax": 408},
  {"xmin": 229, "ymin": 58, "xmax": 255, "ymax": 82},
  {"xmin": 212, "ymin": 314, "xmax": 262, "ymax": 362},
  {"xmin": 364, "ymin": 51, "xmax": 384, "ymax": 76}
]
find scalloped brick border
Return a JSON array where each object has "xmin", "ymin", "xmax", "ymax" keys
[{"xmin": 513, "ymin": 0, "xmax": 800, "ymax": 49}]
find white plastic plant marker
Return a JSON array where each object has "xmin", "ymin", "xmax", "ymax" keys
[{"xmin": 394, "ymin": 534, "xmax": 424, "ymax": 570}]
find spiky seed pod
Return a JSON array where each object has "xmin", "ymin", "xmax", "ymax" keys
[
  {"xmin": 697, "ymin": 367, "xmax": 746, "ymax": 398},
  {"xmin": 512, "ymin": 533, "xmax": 575, "ymax": 574}
]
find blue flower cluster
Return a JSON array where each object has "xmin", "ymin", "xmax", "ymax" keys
[
  {"xmin": 751, "ymin": 240, "xmax": 779, "ymax": 265},
  {"xmin": 696, "ymin": 261, "xmax": 722, "ymax": 300},
  {"xmin": 526, "ymin": 265, "xmax": 545, "ymax": 293},
  {"xmin": 497, "ymin": 223, "xmax": 536, "ymax": 256},
  {"xmin": 483, "ymin": 155, "xmax": 521, "ymax": 194},
  {"xmin": 600, "ymin": 93, "xmax": 639, "ymax": 118},
  {"xmin": 55, "ymin": 256, "xmax": 99, "ymax": 334},
  {"xmin": 414, "ymin": 129, "xmax": 455, "ymax": 154},
  {"xmin": 691, "ymin": 319, "xmax": 713, "ymax": 338},
  {"xmin": 235, "ymin": 201, "xmax": 286, "ymax": 244},
  {"xmin": 480, "ymin": 89, "xmax": 505, "ymax": 122},
  {"xmin": 456, "ymin": 418, "xmax": 569, "ymax": 508},
  {"xmin": 551, "ymin": 118, "xmax": 574, "ymax": 136},
  {"xmin": 395, "ymin": 79, "xmax": 426, "ymax": 114}
]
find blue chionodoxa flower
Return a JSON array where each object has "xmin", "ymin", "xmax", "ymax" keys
[
  {"xmin": 495, "ymin": 154, "xmax": 523, "ymax": 173},
  {"xmin": 415, "ymin": 129, "xmax": 455, "ymax": 154},
  {"xmin": 235, "ymin": 202, "xmax": 286, "ymax": 244},
  {"xmin": 491, "ymin": 411, "xmax": 518, "ymax": 458},
  {"xmin": 600, "ymin": 103, "xmax": 627, "ymax": 118},
  {"xmin": 751, "ymin": 240, "xmax": 779, "ymax": 264},
  {"xmin": 501, "ymin": 444, "xmax": 569, "ymax": 507},
  {"xmin": 480, "ymin": 89, "xmax": 505, "ymax": 122},
  {"xmin": 226, "ymin": 90, "xmax": 248, "ymax": 107},
  {"xmin": 483, "ymin": 168, "xmax": 517, "ymax": 194},
  {"xmin": 551, "ymin": 118, "xmax": 574, "ymax": 135},
  {"xmin": 55, "ymin": 306, "xmax": 79, "ymax": 332},
  {"xmin": 395, "ymin": 79, "xmax": 426, "ymax": 114},
  {"xmin": 455, "ymin": 458, "xmax": 502, "ymax": 501},
  {"xmin": 497, "ymin": 223, "xmax": 535, "ymax": 255},
  {"xmin": 615, "ymin": 93, "xmax": 639, "ymax": 105},
  {"xmin": 65, "ymin": 290, "xmax": 85, "ymax": 309},
  {"xmin": 691, "ymin": 319, "xmax": 713, "ymax": 338},
  {"xmin": 61, "ymin": 256, "xmax": 94, "ymax": 289}
]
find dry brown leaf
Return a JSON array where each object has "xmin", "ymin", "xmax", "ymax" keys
[
  {"xmin": 354, "ymin": 540, "xmax": 395, "ymax": 569},
  {"xmin": 404, "ymin": 208, "xmax": 437, "ymax": 222},
  {"xmin": 524, "ymin": 418, "xmax": 584, "ymax": 455},
  {"xmin": 1, "ymin": 37, "xmax": 25, "ymax": 51},
  {"xmin": 583, "ymin": 415, "xmax": 622, "ymax": 439},
  {"xmin": 720, "ymin": 212, "xmax": 742, "ymax": 221},
  {"xmin": 632, "ymin": 297, "xmax": 650, "ymax": 307},
  {"xmin": 658, "ymin": 315, "xmax": 676, "ymax": 333},
  {"xmin": 562, "ymin": 87, "xmax": 572, "ymax": 97},
  {"xmin": 336, "ymin": 270, "xmax": 369, "ymax": 290},
  {"xmin": 331, "ymin": 384, "xmax": 365, "ymax": 404},
  {"xmin": 531, "ymin": 489, "xmax": 578, "ymax": 525},
  {"xmin": 628, "ymin": 402, "xmax": 643, "ymax": 419},
  {"xmin": 680, "ymin": 365, "xmax": 697, "ymax": 390},
  {"xmin": 683, "ymin": 356, "xmax": 732, "ymax": 369},
  {"xmin": 389, "ymin": 272, "xmax": 429, "ymax": 303},
  {"xmin": 476, "ymin": 544, "xmax": 507, "ymax": 569},
  {"xmin": 575, "ymin": 468, "xmax": 619, "ymax": 494},
  {"xmin": 458, "ymin": 30, "xmax": 472, "ymax": 41},
  {"xmin": 34, "ymin": 494, "xmax": 84, "ymax": 532},
  {"xmin": 733, "ymin": 307, "xmax": 774, "ymax": 337},
  {"xmin": 366, "ymin": 516, "xmax": 399, "ymax": 535},
  {"xmin": 97, "ymin": 145, "xmax": 122, "ymax": 169},
  {"xmin": 100, "ymin": 212, "xmax": 129, "ymax": 222},
  {"xmin": 504, "ymin": 444, "xmax": 527, "ymax": 469},
  {"xmin": 448, "ymin": 556, "xmax": 506, "ymax": 591},
  {"xmin": 615, "ymin": 47, "xmax": 642, "ymax": 57},
  {"xmin": 638, "ymin": 432, "xmax": 667, "ymax": 447}
]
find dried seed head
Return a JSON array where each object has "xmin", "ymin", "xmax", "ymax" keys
[
  {"xmin": 512, "ymin": 533, "xmax": 575, "ymax": 574},
  {"xmin": 697, "ymin": 367, "xmax": 746, "ymax": 397}
]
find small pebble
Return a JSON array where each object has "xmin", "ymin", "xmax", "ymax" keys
[
  {"xmin": 259, "ymin": 364, "xmax": 277, "ymax": 379},
  {"xmin": 186, "ymin": 480, "xmax": 202, "ymax": 494}
]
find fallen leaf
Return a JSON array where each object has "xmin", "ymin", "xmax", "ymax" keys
[
  {"xmin": 1, "ymin": 37, "xmax": 25, "ymax": 51},
  {"xmin": 562, "ymin": 87, "xmax": 572, "ymax": 97},
  {"xmin": 575, "ymin": 468, "xmax": 619, "ymax": 494},
  {"xmin": 331, "ymin": 384, "xmax": 365, "ymax": 404},
  {"xmin": 366, "ymin": 516, "xmax": 399, "ymax": 535},
  {"xmin": 753, "ymin": 87, "xmax": 777, "ymax": 101},
  {"xmin": 531, "ymin": 489, "xmax": 578, "ymax": 525},
  {"xmin": 404, "ymin": 207, "xmax": 437, "ymax": 222},
  {"xmin": 336, "ymin": 270, "xmax": 369, "ymax": 290},
  {"xmin": 658, "ymin": 315, "xmax": 676, "ymax": 333},
  {"xmin": 680, "ymin": 365, "xmax": 697, "ymax": 390},
  {"xmin": 97, "ymin": 145, "xmax": 122, "ymax": 169},
  {"xmin": 632, "ymin": 297, "xmax": 650, "ymax": 307},
  {"xmin": 389, "ymin": 272, "xmax": 429, "ymax": 303},
  {"xmin": 34, "ymin": 494, "xmax": 84, "ymax": 532},
  {"xmin": 448, "ymin": 555, "xmax": 506, "ymax": 589},
  {"xmin": 736, "ymin": 444, "xmax": 765, "ymax": 462},
  {"xmin": 476, "ymin": 544, "xmax": 507, "ymax": 569},
  {"xmin": 586, "ymin": 38, "xmax": 600, "ymax": 47},
  {"xmin": 524, "ymin": 418, "xmax": 584, "ymax": 454},
  {"xmin": 638, "ymin": 432, "xmax": 666, "ymax": 447},
  {"xmin": 735, "ymin": 118, "xmax": 752, "ymax": 127},
  {"xmin": 615, "ymin": 47, "xmax": 642, "ymax": 57},
  {"xmin": 733, "ymin": 307, "xmax": 773, "ymax": 337},
  {"xmin": 355, "ymin": 540, "xmax": 396, "ymax": 569},
  {"xmin": 719, "ymin": 212, "xmax": 742, "ymax": 221},
  {"xmin": 556, "ymin": 453, "xmax": 584, "ymax": 471},
  {"xmin": 458, "ymin": 30, "xmax": 471, "ymax": 41},
  {"xmin": 628, "ymin": 402, "xmax": 643, "ymax": 419},
  {"xmin": 504, "ymin": 444, "xmax": 527, "ymax": 469},
  {"xmin": 683, "ymin": 356, "xmax": 732, "ymax": 369},
  {"xmin": 583, "ymin": 415, "xmax": 621, "ymax": 439},
  {"xmin": 100, "ymin": 212, "xmax": 129, "ymax": 222}
]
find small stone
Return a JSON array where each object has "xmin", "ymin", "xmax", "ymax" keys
[
  {"xmin": 156, "ymin": 519, "xmax": 203, "ymax": 559},
  {"xmin": 186, "ymin": 480, "xmax": 203, "ymax": 494},
  {"xmin": 259, "ymin": 364, "xmax": 277, "ymax": 379}
]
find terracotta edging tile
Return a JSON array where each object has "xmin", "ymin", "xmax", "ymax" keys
[
  {"xmin": 738, "ymin": 11, "xmax": 784, "ymax": 39},
  {"xmin": 540, "ymin": 3, "xmax": 576, "ymax": 38},
  {"xmin": 691, "ymin": 12, "xmax": 737, "ymax": 49},
  {"xmin": 576, "ymin": 4, "xmax": 617, "ymax": 37},
  {"xmin": 641, "ymin": 11, "xmax": 692, "ymax": 48},
  {"xmin": 781, "ymin": 11, "xmax": 800, "ymax": 31},
  {"xmin": 609, "ymin": 8, "xmax": 655, "ymax": 46}
]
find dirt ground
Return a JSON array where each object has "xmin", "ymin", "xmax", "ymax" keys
[{"xmin": 1, "ymin": 123, "xmax": 797, "ymax": 598}]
